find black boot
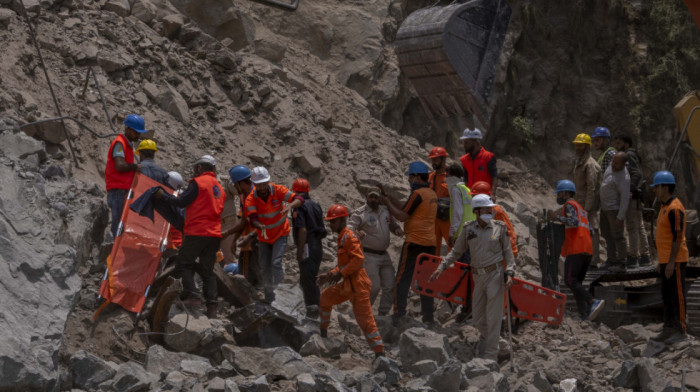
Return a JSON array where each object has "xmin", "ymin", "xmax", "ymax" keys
[
  {"xmin": 206, "ymin": 303, "xmax": 218, "ymax": 319},
  {"xmin": 320, "ymin": 329, "xmax": 327, "ymax": 338}
]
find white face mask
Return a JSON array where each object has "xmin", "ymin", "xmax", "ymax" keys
[{"xmin": 479, "ymin": 214, "xmax": 494, "ymax": 223}]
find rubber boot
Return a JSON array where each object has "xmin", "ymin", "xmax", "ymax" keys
[
  {"xmin": 320, "ymin": 329, "xmax": 327, "ymax": 338},
  {"xmin": 638, "ymin": 254, "xmax": 652, "ymax": 267},
  {"xmin": 206, "ymin": 303, "xmax": 218, "ymax": 319}
]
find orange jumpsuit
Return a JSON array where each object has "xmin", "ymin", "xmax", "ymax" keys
[
  {"xmin": 494, "ymin": 205, "xmax": 518, "ymax": 259},
  {"xmin": 428, "ymin": 171, "xmax": 451, "ymax": 255},
  {"xmin": 320, "ymin": 227, "xmax": 384, "ymax": 354}
]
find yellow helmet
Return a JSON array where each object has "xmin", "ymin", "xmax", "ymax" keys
[
  {"xmin": 572, "ymin": 133, "xmax": 591, "ymax": 145},
  {"xmin": 136, "ymin": 139, "xmax": 158, "ymax": 154}
]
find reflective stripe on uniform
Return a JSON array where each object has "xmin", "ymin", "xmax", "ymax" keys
[
  {"xmin": 258, "ymin": 206, "xmax": 284, "ymax": 218},
  {"xmin": 285, "ymin": 191, "xmax": 293, "ymax": 201},
  {"xmin": 369, "ymin": 339, "xmax": 384, "ymax": 347},
  {"xmin": 365, "ymin": 331, "xmax": 380, "ymax": 340},
  {"xmin": 247, "ymin": 206, "xmax": 257, "ymax": 213},
  {"xmin": 265, "ymin": 218, "xmax": 287, "ymax": 230}
]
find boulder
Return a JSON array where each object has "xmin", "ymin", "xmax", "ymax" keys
[
  {"xmin": 463, "ymin": 358, "xmax": 499, "ymax": 378},
  {"xmin": 254, "ymin": 36, "xmax": 287, "ymax": 63},
  {"xmin": 0, "ymin": 8, "xmax": 14, "ymax": 27},
  {"xmin": 427, "ymin": 358, "xmax": 461, "ymax": 391},
  {"xmin": 237, "ymin": 375, "xmax": 270, "ymax": 392},
  {"xmin": 97, "ymin": 52, "xmax": 135, "ymax": 73},
  {"xmin": 2, "ymin": 131, "xmax": 46, "ymax": 159},
  {"xmin": 207, "ymin": 377, "xmax": 226, "ymax": 392},
  {"xmin": 636, "ymin": 358, "xmax": 673, "ymax": 392},
  {"xmin": 464, "ymin": 372, "xmax": 509, "ymax": 392},
  {"xmin": 533, "ymin": 369, "xmax": 554, "ymax": 392},
  {"xmin": 180, "ymin": 358, "xmax": 213, "ymax": 378},
  {"xmin": 109, "ymin": 361, "xmax": 158, "ymax": 392},
  {"xmin": 372, "ymin": 356, "xmax": 401, "ymax": 385},
  {"xmin": 612, "ymin": 360, "xmax": 638, "ymax": 389},
  {"xmin": 399, "ymin": 327, "xmax": 450, "ymax": 367},
  {"xmin": 145, "ymin": 344, "xmax": 211, "ymax": 379},
  {"xmin": 408, "ymin": 359, "xmax": 438, "ymax": 376},
  {"xmin": 296, "ymin": 373, "xmax": 316, "ymax": 392},
  {"xmin": 103, "ymin": 0, "xmax": 130, "ymax": 17},
  {"xmin": 615, "ymin": 324, "xmax": 651, "ymax": 344},
  {"xmin": 225, "ymin": 378, "xmax": 241, "ymax": 392},
  {"xmin": 131, "ymin": 0, "xmax": 157, "ymax": 23},
  {"xmin": 222, "ymin": 345, "xmax": 314, "ymax": 380},
  {"xmin": 70, "ymin": 350, "xmax": 118, "ymax": 390},
  {"xmin": 299, "ymin": 334, "xmax": 347, "ymax": 358},
  {"xmin": 162, "ymin": 13, "xmax": 184, "ymax": 38},
  {"xmin": 294, "ymin": 154, "xmax": 323, "ymax": 175},
  {"xmin": 336, "ymin": 312, "xmax": 362, "ymax": 337},
  {"xmin": 157, "ymin": 84, "xmax": 190, "ymax": 123},
  {"xmin": 164, "ymin": 314, "xmax": 234, "ymax": 360}
]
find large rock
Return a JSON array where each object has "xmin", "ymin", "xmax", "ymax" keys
[
  {"xmin": 97, "ymin": 52, "xmax": 135, "ymax": 73},
  {"xmin": 70, "ymin": 350, "xmax": 118, "ymax": 390},
  {"xmin": 294, "ymin": 154, "xmax": 323, "ymax": 175},
  {"xmin": 636, "ymin": 358, "xmax": 673, "ymax": 392},
  {"xmin": 615, "ymin": 324, "xmax": 651, "ymax": 344},
  {"xmin": 427, "ymin": 358, "xmax": 461, "ymax": 391},
  {"xmin": 103, "ymin": 0, "xmax": 130, "ymax": 17},
  {"xmin": 0, "ymin": 8, "xmax": 14, "ymax": 27},
  {"xmin": 222, "ymin": 345, "xmax": 314, "ymax": 380},
  {"xmin": 463, "ymin": 358, "xmax": 499, "ymax": 378},
  {"xmin": 131, "ymin": 0, "xmax": 157, "ymax": 23},
  {"xmin": 372, "ymin": 356, "xmax": 401, "ymax": 385},
  {"xmin": 2, "ymin": 130, "xmax": 46, "ymax": 159},
  {"xmin": 157, "ymin": 84, "xmax": 190, "ymax": 123},
  {"xmin": 399, "ymin": 327, "xmax": 451, "ymax": 367},
  {"xmin": 145, "ymin": 344, "xmax": 211, "ymax": 378},
  {"xmin": 299, "ymin": 334, "xmax": 347, "ymax": 358},
  {"xmin": 464, "ymin": 372, "xmax": 509, "ymax": 392},
  {"xmin": 612, "ymin": 360, "xmax": 638, "ymax": 389},
  {"xmin": 109, "ymin": 361, "xmax": 158, "ymax": 392},
  {"xmin": 164, "ymin": 313, "xmax": 234, "ymax": 361}
]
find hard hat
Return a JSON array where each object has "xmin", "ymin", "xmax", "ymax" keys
[
  {"xmin": 167, "ymin": 171, "xmax": 184, "ymax": 189},
  {"xmin": 250, "ymin": 166, "xmax": 271, "ymax": 184},
  {"xmin": 572, "ymin": 133, "xmax": 591, "ymax": 145},
  {"xmin": 325, "ymin": 204, "xmax": 349, "ymax": 220},
  {"xmin": 406, "ymin": 161, "xmax": 430, "ymax": 175},
  {"xmin": 554, "ymin": 180, "xmax": 576, "ymax": 194},
  {"xmin": 471, "ymin": 194, "xmax": 496, "ymax": 210},
  {"xmin": 459, "ymin": 128, "xmax": 483, "ymax": 140},
  {"xmin": 123, "ymin": 114, "xmax": 147, "ymax": 133},
  {"xmin": 292, "ymin": 178, "xmax": 310, "ymax": 193},
  {"xmin": 650, "ymin": 171, "xmax": 676, "ymax": 187},
  {"xmin": 591, "ymin": 127, "xmax": 611, "ymax": 138},
  {"xmin": 366, "ymin": 186, "xmax": 381, "ymax": 197},
  {"xmin": 429, "ymin": 146, "xmax": 448, "ymax": 158},
  {"xmin": 194, "ymin": 155, "xmax": 216, "ymax": 166},
  {"xmin": 136, "ymin": 139, "xmax": 157, "ymax": 154},
  {"xmin": 229, "ymin": 165, "xmax": 251, "ymax": 183},
  {"xmin": 469, "ymin": 181, "xmax": 492, "ymax": 195}
]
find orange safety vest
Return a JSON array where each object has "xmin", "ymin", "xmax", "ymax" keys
[
  {"xmin": 105, "ymin": 134, "xmax": 136, "ymax": 191},
  {"xmin": 560, "ymin": 199, "xmax": 593, "ymax": 257},
  {"xmin": 460, "ymin": 147, "xmax": 495, "ymax": 188},
  {"xmin": 184, "ymin": 172, "xmax": 225, "ymax": 238},
  {"xmin": 245, "ymin": 183, "xmax": 296, "ymax": 244},
  {"xmin": 404, "ymin": 187, "xmax": 438, "ymax": 246},
  {"xmin": 656, "ymin": 197, "xmax": 689, "ymax": 264}
]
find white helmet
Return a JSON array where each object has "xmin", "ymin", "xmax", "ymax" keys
[
  {"xmin": 471, "ymin": 194, "xmax": 496, "ymax": 211},
  {"xmin": 250, "ymin": 166, "xmax": 271, "ymax": 184},
  {"xmin": 459, "ymin": 128, "xmax": 483, "ymax": 140},
  {"xmin": 167, "ymin": 171, "xmax": 184, "ymax": 189},
  {"xmin": 194, "ymin": 155, "xmax": 216, "ymax": 166}
]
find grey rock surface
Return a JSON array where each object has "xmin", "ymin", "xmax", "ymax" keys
[{"xmin": 398, "ymin": 327, "xmax": 450, "ymax": 367}]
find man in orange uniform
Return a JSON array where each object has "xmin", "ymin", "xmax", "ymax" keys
[
  {"xmin": 317, "ymin": 204, "xmax": 385, "ymax": 358},
  {"xmin": 105, "ymin": 114, "xmax": 145, "ymax": 237},
  {"xmin": 650, "ymin": 171, "xmax": 688, "ymax": 344},
  {"xmin": 156, "ymin": 155, "xmax": 225, "ymax": 318},
  {"xmin": 428, "ymin": 146, "xmax": 451, "ymax": 255},
  {"xmin": 459, "ymin": 128, "xmax": 498, "ymax": 197},
  {"xmin": 245, "ymin": 166, "xmax": 304, "ymax": 303},
  {"xmin": 552, "ymin": 180, "xmax": 605, "ymax": 321},
  {"xmin": 469, "ymin": 181, "xmax": 518, "ymax": 259}
]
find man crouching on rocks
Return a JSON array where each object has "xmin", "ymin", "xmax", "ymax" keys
[
  {"xmin": 317, "ymin": 204, "xmax": 385, "ymax": 359},
  {"xmin": 430, "ymin": 194, "xmax": 515, "ymax": 361}
]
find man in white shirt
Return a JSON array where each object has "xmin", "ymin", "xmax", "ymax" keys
[{"xmin": 599, "ymin": 152, "xmax": 630, "ymax": 272}]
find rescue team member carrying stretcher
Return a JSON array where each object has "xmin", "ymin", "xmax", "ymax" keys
[{"xmin": 317, "ymin": 205, "xmax": 385, "ymax": 358}]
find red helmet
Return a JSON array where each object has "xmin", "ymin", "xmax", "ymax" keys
[
  {"xmin": 325, "ymin": 204, "xmax": 349, "ymax": 220},
  {"xmin": 469, "ymin": 181, "xmax": 492, "ymax": 195},
  {"xmin": 292, "ymin": 178, "xmax": 310, "ymax": 193},
  {"xmin": 429, "ymin": 146, "xmax": 448, "ymax": 158}
]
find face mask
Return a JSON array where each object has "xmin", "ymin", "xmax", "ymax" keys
[
  {"xmin": 479, "ymin": 214, "xmax": 493, "ymax": 223},
  {"xmin": 556, "ymin": 195, "xmax": 567, "ymax": 205},
  {"xmin": 367, "ymin": 201, "xmax": 379, "ymax": 210}
]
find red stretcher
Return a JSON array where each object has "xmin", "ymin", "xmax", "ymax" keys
[
  {"xmin": 411, "ymin": 253, "xmax": 567, "ymax": 325},
  {"xmin": 94, "ymin": 174, "xmax": 173, "ymax": 320}
]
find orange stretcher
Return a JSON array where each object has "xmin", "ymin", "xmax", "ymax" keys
[
  {"xmin": 94, "ymin": 174, "xmax": 172, "ymax": 320},
  {"xmin": 411, "ymin": 253, "xmax": 567, "ymax": 325}
]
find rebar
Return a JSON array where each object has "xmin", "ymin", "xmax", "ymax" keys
[{"xmin": 81, "ymin": 67, "xmax": 117, "ymax": 133}]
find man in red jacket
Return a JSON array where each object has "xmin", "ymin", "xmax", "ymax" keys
[{"xmin": 459, "ymin": 128, "xmax": 498, "ymax": 198}]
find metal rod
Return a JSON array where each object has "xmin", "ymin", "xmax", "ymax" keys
[
  {"xmin": 667, "ymin": 105, "xmax": 700, "ymax": 170},
  {"xmin": 89, "ymin": 67, "xmax": 117, "ymax": 133},
  {"xmin": 506, "ymin": 285, "xmax": 516, "ymax": 372},
  {"xmin": 250, "ymin": 0, "xmax": 299, "ymax": 11},
  {"xmin": 19, "ymin": 116, "xmax": 119, "ymax": 139}
]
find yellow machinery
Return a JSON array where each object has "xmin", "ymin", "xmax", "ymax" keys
[{"xmin": 671, "ymin": 91, "xmax": 700, "ymax": 204}]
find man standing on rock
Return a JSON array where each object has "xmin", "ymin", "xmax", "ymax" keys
[
  {"xmin": 348, "ymin": 187, "xmax": 404, "ymax": 316},
  {"xmin": 650, "ymin": 171, "xmax": 688, "ymax": 344},
  {"xmin": 428, "ymin": 146, "xmax": 451, "ymax": 255},
  {"xmin": 599, "ymin": 152, "xmax": 630, "ymax": 272},
  {"xmin": 155, "ymin": 155, "xmax": 224, "ymax": 319},
  {"xmin": 459, "ymin": 128, "xmax": 498, "ymax": 198},
  {"xmin": 134, "ymin": 139, "xmax": 169, "ymax": 186},
  {"xmin": 317, "ymin": 204, "xmax": 384, "ymax": 358},
  {"xmin": 245, "ymin": 166, "xmax": 304, "ymax": 304},
  {"xmin": 572, "ymin": 133, "xmax": 602, "ymax": 265},
  {"xmin": 105, "ymin": 114, "xmax": 145, "ymax": 237},
  {"xmin": 430, "ymin": 194, "xmax": 515, "ymax": 361},
  {"xmin": 381, "ymin": 161, "xmax": 438, "ymax": 327},
  {"xmin": 469, "ymin": 181, "xmax": 518, "ymax": 260}
]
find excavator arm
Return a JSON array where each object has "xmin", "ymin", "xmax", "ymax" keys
[{"xmin": 250, "ymin": 0, "xmax": 299, "ymax": 11}]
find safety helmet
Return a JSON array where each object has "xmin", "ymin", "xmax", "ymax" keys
[
  {"xmin": 250, "ymin": 166, "xmax": 271, "ymax": 184},
  {"xmin": 469, "ymin": 181, "xmax": 492, "ymax": 195},
  {"xmin": 167, "ymin": 171, "xmax": 184, "ymax": 189},
  {"xmin": 407, "ymin": 161, "xmax": 430, "ymax": 175},
  {"xmin": 591, "ymin": 127, "xmax": 611, "ymax": 138},
  {"xmin": 292, "ymin": 178, "xmax": 310, "ymax": 193},
  {"xmin": 572, "ymin": 133, "xmax": 591, "ymax": 145},
  {"xmin": 650, "ymin": 171, "xmax": 676, "ymax": 187},
  {"xmin": 459, "ymin": 128, "xmax": 483, "ymax": 140},
  {"xmin": 194, "ymin": 155, "xmax": 216, "ymax": 167},
  {"xmin": 123, "ymin": 114, "xmax": 147, "ymax": 133},
  {"xmin": 229, "ymin": 165, "xmax": 251, "ymax": 183},
  {"xmin": 325, "ymin": 204, "xmax": 349, "ymax": 220},
  {"xmin": 471, "ymin": 194, "xmax": 496, "ymax": 210},
  {"xmin": 429, "ymin": 146, "xmax": 448, "ymax": 159},
  {"xmin": 136, "ymin": 139, "xmax": 157, "ymax": 154},
  {"xmin": 554, "ymin": 180, "xmax": 576, "ymax": 194}
]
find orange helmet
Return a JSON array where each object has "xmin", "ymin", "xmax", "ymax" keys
[
  {"xmin": 325, "ymin": 204, "xmax": 349, "ymax": 220},
  {"xmin": 292, "ymin": 178, "xmax": 310, "ymax": 193},
  {"xmin": 429, "ymin": 146, "xmax": 448, "ymax": 158},
  {"xmin": 469, "ymin": 181, "xmax": 492, "ymax": 195}
]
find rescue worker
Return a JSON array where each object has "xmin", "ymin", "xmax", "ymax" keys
[
  {"xmin": 317, "ymin": 204, "xmax": 385, "ymax": 358},
  {"xmin": 165, "ymin": 171, "xmax": 184, "ymax": 250},
  {"xmin": 591, "ymin": 126, "xmax": 616, "ymax": 173},
  {"xmin": 445, "ymin": 163, "xmax": 475, "ymax": 248},
  {"xmin": 469, "ymin": 181, "xmax": 518, "ymax": 259},
  {"xmin": 135, "ymin": 139, "xmax": 169, "ymax": 185},
  {"xmin": 245, "ymin": 166, "xmax": 304, "ymax": 303},
  {"xmin": 599, "ymin": 152, "xmax": 630, "ymax": 272},
  {"xmin": 428, "ymin": 146, "xmax": 451, "ymax": 255},
  {"xmin": 430, "ymin": 194, "xmax": 515, "ymax": 361},
  {"xmin": 459, "ymin": 128, "xmax": 498, "ymax": 197},
  {"xmin": 348, "ymin": 187, "xmax": 404, "ymax": 316},
  {"xmin": 552, "ymin": 180, "xmax": 605, "ymax": 321},
  {"xmin": 612, "ymin": 134, "xmax": 652, "ymax": 268},
  {"xmin": 105, "ymin": 114, "xmax": 145, "ymax": 237},
  {"xmin": 650, "ymin": 171, "xmax": 688, "ymax": 344},
  {"xmin": 572, "ymin": 133, "xmax": 602, "ymax": 266},
  {"xmin": 155, "ymin": 155, "xmax": 225, "ymax": 319},
  {"xmin": 291, "ymin": 178, "xmax": 326, "ymax": 316},
  {"xmin": 380, "ymin": 161, "xmax": 438, "ymax": 327}
]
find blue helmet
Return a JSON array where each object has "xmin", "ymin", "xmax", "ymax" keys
[
  {"xmin": 591, "ymin": 126, "xmax": 610, "ymax": 138},
  {"xmin": 229, "ymin": 165, "xmax": 251, "ymax": 183},
  {"xmin": 650, "ymin": 171, "xmax": 675, "ymax": 187},
  {"xmin": 407, "ymin": 161, "xmax": 430, "ymax": 175},
  {"xmin": 123, "ymin": 114, "xmax": 146, "ymax": 133},
  {"xmin": 554, "ymin": 180, "xmax": 576, "ymax": 194}
]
